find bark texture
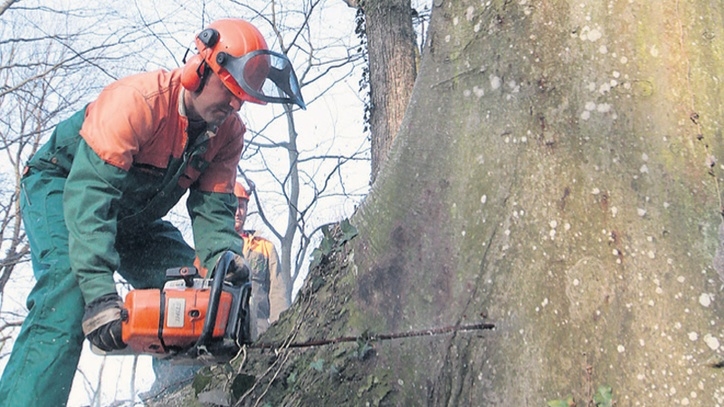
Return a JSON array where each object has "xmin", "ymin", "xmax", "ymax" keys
[
  {"xmin": 352, "ymin": 0, "xmax": 724, "ymax": 404},
  {"xmin": 363, "ymin": 0, "xmax": 417, "ymax": 183},
  {"xmin": 156, "ymin": 1, "xmax": 724, "ymax": 406}
]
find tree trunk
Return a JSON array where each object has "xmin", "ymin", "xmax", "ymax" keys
[
  {"xmin": 363, "ymin": 0, "xmax": 417, "ymax": 183},
  {"xmin": 157, "ymin": 1, "xmax": 724, "ymax": 405},
  {"xmin": 351, "ymin": 0, "xmax": 724, "ymax": 404}
]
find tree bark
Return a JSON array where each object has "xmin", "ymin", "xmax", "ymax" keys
[
  {"xmin": 158, "ymin": 0, "xmax": 724, "ymax": 405},
  {"xmin": 349, "ymin": 0, "xmax": 724, "ymax": 404},
  {"xmin": 0, "ymin": 0, "xmax": 18, "ymax": 17},
  {"xmin": 362, "ymin": 0, "xmax": 417, "ymax": 183}
]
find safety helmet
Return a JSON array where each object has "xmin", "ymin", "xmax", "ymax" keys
[
  {"xmin": 234, "ymin": 182, "xmax": 251, "ymax": 201},
  {"xmin": 181, "ymin": 18, "xmax": 306, "ymax": 109}
]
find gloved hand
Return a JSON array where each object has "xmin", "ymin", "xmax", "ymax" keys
[
  {"xmin": 225, "ymin": 253, "xmax": 251, "ymax": 286},
  {"xmin": 82, "ymin": 293, "xmax": 128, "ymax": 352}
]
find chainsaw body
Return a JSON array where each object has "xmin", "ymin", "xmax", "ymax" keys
[{"xmin": 93, "ymin": 252, "xmax": 251, "ymax": 363}]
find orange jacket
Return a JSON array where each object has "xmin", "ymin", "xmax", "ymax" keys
[
  {"xmin": 80, "ymin": 68, "xmax": 244, "ymax": 192},
  {"xmin": 28, "ymin": 68, "xmax": 245, "ymax": 302}
]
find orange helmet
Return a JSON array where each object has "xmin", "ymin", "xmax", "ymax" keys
[
  {"xmin": 234, "ymin": 182, "xmax": 250, "ymax": 201},
  {"xmin": 182, "ymin": 18, "xmax": 305, "ymax": 109}
]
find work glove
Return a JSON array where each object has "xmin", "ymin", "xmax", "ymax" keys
[
  {"xmin": 225, "ymin": 253, "xmax": 251, "ymax": 286},
  {"xmin": 82, "ymin": 293, "xmax": 128, "ymax": 352}
]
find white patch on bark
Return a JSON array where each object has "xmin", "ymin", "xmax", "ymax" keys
[
  {"xmin": 580, "ymin": 26, "xmax": 602, "ymax": 42},
  {"xmin": 703, "ymin": 333, "xmax": 720, "ymax": 350},
  {"xmin": 565, "ymin": 257, "xmax": 613, "ymax": 321},
  {"xmin": 466, "ymin": 6, "xmax": 475, "ymax": 21},
  {"xmin": 712, "ymin": 220, "xmax": 724, "ymax": 283},
  {"xmin": 698, "ymin": 293, "xmax": 712, "ymax": 307},
  {"xmin": 490, "ymin": 75, "xmax": 501, "ymax": 90}
]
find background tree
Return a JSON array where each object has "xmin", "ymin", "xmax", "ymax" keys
[
  {"xmin": 344, "ymin": 0, "xmax": 418, "ymax": 183},
  {"xmin": 157, "ymin": 0, "xmax": 724, "ymax": 406},
  {"xmin": 231, "ymin": 0, "xmax": 370, "ymax": 295}
]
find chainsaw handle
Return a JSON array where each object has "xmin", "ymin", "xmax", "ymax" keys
[{"xmin": 187, "ymin": 251, "xmax": 234, "ymax": 357}]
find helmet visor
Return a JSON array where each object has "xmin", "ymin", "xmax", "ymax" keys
[{"xmin": 223, "ymin": 49, "xmax": 306, "ymax": 109}]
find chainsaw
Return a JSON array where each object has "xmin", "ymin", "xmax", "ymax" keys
[{"xmin": 91, "ymin": 251, "xmax": 252, "ymax": 364}]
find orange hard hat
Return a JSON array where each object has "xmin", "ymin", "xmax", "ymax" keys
[
  {"xmin": 181, "ymin": 18, "xmax": 305, "ymax": 109},
  {"xmin": 234, "ymin": 182, "xmax": 250, "ymax": 201}
]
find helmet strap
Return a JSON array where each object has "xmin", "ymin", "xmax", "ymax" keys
[{"xmin": 194, "ymin": 61, "xmax": 212, "ymax": 94}]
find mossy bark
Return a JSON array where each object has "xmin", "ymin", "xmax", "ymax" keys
[
  {"xmin": 155, "ymin": 1, "xmax": 724, "ymax": 406},
  {"xmin": 351, "ymin": 1, "xmax": 724, "ymax": 405}
]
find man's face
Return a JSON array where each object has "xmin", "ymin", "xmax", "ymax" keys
[
  {"xmin": 187, "ymin": 72, "xmax": 243, "ymax": 127},
  {"xmin": 235, "ymin": 198, "xmax": 248, "ymax": 233}
]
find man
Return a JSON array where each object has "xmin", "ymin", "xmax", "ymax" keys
[
  {"xmin": 0, "ymin": 18, "xmax": 305, "ymax": 406},
  {"xmin": 233, "ymin": 182, "xmax": 292, "ymax": 339}
]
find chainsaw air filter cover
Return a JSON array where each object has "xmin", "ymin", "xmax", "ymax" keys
[{"xmin": 122, "ymin": 281, "xmax": 233, "ymax": 355}]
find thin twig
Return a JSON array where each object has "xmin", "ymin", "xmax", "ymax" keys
[{"xmin": 250, "ymin": 322, "xmax": 495, "ymax": 350}]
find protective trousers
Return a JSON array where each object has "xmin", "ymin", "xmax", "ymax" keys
[{"xmin": 0, "ymin": 169, "xmax": 196, "ymax": 407}]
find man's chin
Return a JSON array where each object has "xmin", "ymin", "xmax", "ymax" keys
[{"xmin": 203, "ymin": 112, "xmax": 231, "ymax": 127}]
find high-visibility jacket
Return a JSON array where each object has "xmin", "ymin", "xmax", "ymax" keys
[
  {"xmin": 26, "ymin": 68, "xmax": 245, "ymax": 303},
  {"xmin": 192, "ymin": 229, "xmax": 292, "ymax": 339},
  {"xmin": 241, "ymin": 230, "xmax": 292, "ymax": 339}
]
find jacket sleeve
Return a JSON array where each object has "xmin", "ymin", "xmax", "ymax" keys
[
  {"xmin": 187, "ymin": 189, "xmax": 243, "ymax": 272},
  {"xmin": 266, "ymin": 241, "xmax": 291, "ymax": 322},
  {"xmin": 65, "ymin": 140, "xmax": 129, "ymax": 304}
]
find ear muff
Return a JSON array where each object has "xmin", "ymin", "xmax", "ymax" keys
[{"xmin": 181, "ymin": 54, "xmax": 206, "ymax": 91}]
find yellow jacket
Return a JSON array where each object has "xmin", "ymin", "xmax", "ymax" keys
[{"xmin": 242, "ymin": 231, "xmax": 292, "ymax": 339}]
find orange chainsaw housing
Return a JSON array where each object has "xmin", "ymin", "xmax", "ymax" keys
[{"xmin": 122, "ymin": 287, "xmax": 233, "ymax": 355}]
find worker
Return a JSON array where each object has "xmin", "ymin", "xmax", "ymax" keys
[
  {"xmin": 0, "ymin": 18, "xmax": 305, "ymax": 407},
  {"xmin": 233, "ymin": 182, "xmax": 292, "ymax": 339}
]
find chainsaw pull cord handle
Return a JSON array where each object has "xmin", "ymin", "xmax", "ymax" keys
[{"xmin": 188, "ymin": 251, "xmax": 234, "ymax": 357}]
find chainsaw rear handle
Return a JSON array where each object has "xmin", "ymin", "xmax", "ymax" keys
[{"xmin": 187, "ymin": 251, "xmax": 235, "ymax": 357}]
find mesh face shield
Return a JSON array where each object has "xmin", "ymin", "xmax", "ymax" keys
[{"xmin": 220, "ymin": 49, "xmax": 306, "ymax": 109}]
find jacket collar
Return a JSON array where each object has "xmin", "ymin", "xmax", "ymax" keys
[{"xmin": 178, "ymin": 88, "xmax": 218, "ymax": 138}]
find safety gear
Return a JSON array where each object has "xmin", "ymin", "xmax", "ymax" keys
[
  {"xmin": 82, "ymin": 293, "xmax": 128, "ymax": 352},
  {"xmin": 181, "ymin": 18, "xmax": 306, "ymax": 109},
  {"xmin": 241, "ymin": 231, "xmax": 291, "ymax": 340},
  {"xmin": 2, "ymin": 67, "xmax": 244, "ymax": 407},
  {"xmin": 234, "ymin": 181, "xmax": 251, "ymax": 201},
  {"xmin": 49, "ymin": 70, "xmax": 244, "ymax": 302}
]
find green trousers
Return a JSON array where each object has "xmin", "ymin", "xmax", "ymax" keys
[{"xmin": 0, "ymin": 169, "xmax": 196, "ymax": 406}]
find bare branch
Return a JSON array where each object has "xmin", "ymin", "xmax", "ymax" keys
[{"xmin": 0, "ymin": 0, "xmax": 18, "ymax": 17}]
